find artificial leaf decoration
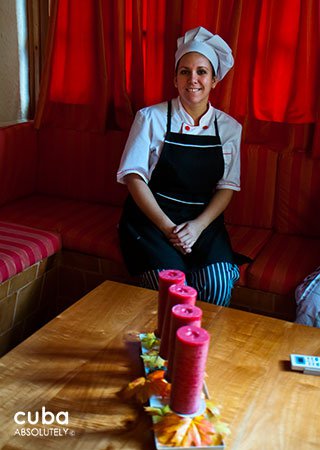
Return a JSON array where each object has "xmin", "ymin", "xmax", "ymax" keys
[
  {"xmin": 211, "ymin": 420, "xmax": 231, "ymax": 443},
  {"xmin": 143, "ymin": 349, "xmax": 158, "ymax": 356},
  {"xmin": 119, "ymin": 370, "xmax": 170, "ymax": 404},
  {"xmin": 204, "ymin": 400, "xmax": 231, "ymax": 443},
  {"xmin": 141, "ymin": 332, "xmax": 160, "ymax": 350},
  {"xmin": 205, "ymin": 400, "xmax": 222, "ymax": 420},
  {"xmin": 145, "ymin": 404, "xmax": 171, "ymax": 416},
  {"xmin": 147, "ymin": 370, "xmax": 171, "ymax": 398},
  {"xmin": 144, "ymin": 404, "xmax": 171, "ymax": 423},
  {"xmin": 119, "ymin": 376, "xmax": 150, "ymax": 404},
  {"xmin": 154, "ymin": 413, "xmax": 218, "ymax": 447},
  {"xmin": 141, "ymin": 352, "xmax": 166, "ymax": 370}
]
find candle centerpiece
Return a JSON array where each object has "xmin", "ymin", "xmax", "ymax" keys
[
  {"xmin": 170, "ymin": 325, "xmax": 210, "ymax": 416},
  {"xmin": 166, "ymin": 303, "xmax": 203, "ymax": 382},
  {"xmin": 156, "ymin": 270, "xmax": 185, "ymax": 337},
  {"xmin": 120, "ymin": 269, "xmax": 229, "ymax": 448},
  {"xmin": 159, "ymin": 284, "xmax": 197, "ymax": 360}
]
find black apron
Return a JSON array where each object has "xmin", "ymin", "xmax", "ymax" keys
[{"xmin": 119, "ymin": 100, "xmax": 238, "ymax": 275}]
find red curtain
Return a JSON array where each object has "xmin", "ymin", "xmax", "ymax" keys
[
  {"xmin": 35, "ymin": 0, "xmax": 320, "ymax": 140},
  {"xmin": 252, "ymin": 0, "xmax": 319, "ymax": 123},
  {"xmin": 312, "ymin": 121, "xmax": 320, "ymax": 158},
  {"xmin": 36, "ymin": 0, "xmax": 109, "ymax": 131}
]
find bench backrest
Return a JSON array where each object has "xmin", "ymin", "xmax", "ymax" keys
[
  {"xmin": 275, "ymin": 152, "xmax": 320, "ymax": 237},
  {"xmin": 0, "ymin": 122, "xmax": 38, "ymax": 206},
  {"xmin": 36, "ymin": 127, "xmax": 128, "ymax": 206},
  {"xmin": 226, "ymin": 143, "xmax": 320, "ymax": 238},
  {"xmin": 1, "ymin": 122, "xmax": 320, "ymax": 240},
  {"xmin": 225, "ymin": 144, "xmax": 278, "ymax": 229}
]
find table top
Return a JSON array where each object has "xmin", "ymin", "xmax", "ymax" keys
[{"xmin": 0, "ymin": 280, "xmax": 319, "ymax": 450}]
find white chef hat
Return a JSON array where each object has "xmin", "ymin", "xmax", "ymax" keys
[{"xmin": 175, "ymin": 26, "xmax": 234, "ymax": 80}]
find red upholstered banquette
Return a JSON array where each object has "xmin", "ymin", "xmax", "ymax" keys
[{"xmin": 0, "ymin": 121, "xmax": 319, "ymax": 322}]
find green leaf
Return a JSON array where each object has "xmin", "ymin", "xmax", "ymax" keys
[
  {"xmin": 141, "ymin": 354, "xmax": 166, "ymax": 370},
  {"xmin": 140, "ymin": 332, "xmax": 160, "ymax": 350}
]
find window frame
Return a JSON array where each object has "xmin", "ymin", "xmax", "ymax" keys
[{"xmin": 26, "ymin": 0, "xmax": 50, "ymax": 119}]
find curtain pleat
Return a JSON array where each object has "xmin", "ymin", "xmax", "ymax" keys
[
  {"xmin": 35, "ymin": 0, "xmax": 108, "ymax": 131},
  {"xmin": 143, "ymin": 0, "xmax": 167, "ymax": 105},
  {"xmin": 128, "ymin": 0, "xmax": 144, "ymax": 111},
  {"xmin": 312, "ymin": 122, "xmax": 320, "ymax": 159},
  {"xmin": 34, "ymin": 0, "xmax": 58, "ymax": 129}
]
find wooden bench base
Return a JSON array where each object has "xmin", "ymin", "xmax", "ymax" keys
[
  {"xmin": 231, "ymin": 285, "xmax": 296, "ymax": 321},
  {"xmin": 0, "ymin": 254, "xmax": 59, "ymax": 356},
  {"xmin": 0, "ymin": 247, "xmax": 298, "ymax": 356},
  {"xmin": 57, "ymin": 250, "xmax": 296, "ymax": 322}
]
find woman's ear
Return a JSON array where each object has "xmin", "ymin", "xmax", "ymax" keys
[
  {"xmin": 212, "ymin": 77, "xmax": 218, "ymax": 89},
  {"xmin": 174, "ymin": 75, "xmax": 178, "ymax": 88}
]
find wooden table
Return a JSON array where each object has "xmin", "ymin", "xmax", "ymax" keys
[{"xmin": 0, "ymin": 281, "xmax": 319, "ymax": 450}]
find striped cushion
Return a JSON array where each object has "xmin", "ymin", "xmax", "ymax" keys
[
  {"xmin": 275, "ymin": 152, "xmax": 320, "ymax": 237},
  {"xmin": 60, "ymin": 204, "xmax": 122, "ymax": 261},
  {"xmin": 246, "ymin": 233, "xmax": 320, "ymax": 295},
  {"xmin": 227, "ymin": 225, "xmax": 273, "ymax": 285},
  {"xmin": 0, "ymin": 195, "xmax": 123, "ymax": 262},
  {"xmin": 0, "ymin": 221, "xmax": 61, "ymax": 283},
  {"xmin": 225, "ymin": 144, "xmax": 278, "ymax": 228}
]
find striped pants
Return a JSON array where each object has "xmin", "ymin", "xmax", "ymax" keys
[{"xmin": 140, "ymin": 262, "xmax": 240, "ymax": 307}]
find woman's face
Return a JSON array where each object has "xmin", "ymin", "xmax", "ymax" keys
[{"xmin": 174, "ymin": 52, "xmax": 217, "ymax": 112}]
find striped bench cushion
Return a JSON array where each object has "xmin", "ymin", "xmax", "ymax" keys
[
  {"xmin": 0, "ymin": 195, "xmax": 123, "ymax": 263},
  {"xmin": 227, "ymin": 225, "xmax": 273, "ymax": 286},
  {"xmin": 246, "ymin": 233, "xmax": 320, "ymax": 295},
  {"xmin": 0, "ymin": 221, "xmax": 61, "ymax": 283}
]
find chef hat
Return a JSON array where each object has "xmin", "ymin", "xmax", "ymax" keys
[{"xmin": 175, "ymin": 26, "xmax": 234, "ymax": 80}]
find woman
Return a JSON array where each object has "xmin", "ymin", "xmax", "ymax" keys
[{"xmin": 117, "ymin": 26, "xmax": 242, "ymax": 306}]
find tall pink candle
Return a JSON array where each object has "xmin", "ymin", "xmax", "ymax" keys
[
  {"xmin": 170, "ymin": 325, "xmax": 210, "ymax": 415},
  {"xmin": 156, "ymin": 270, "xmax": 185, "ymax": 337},
  {"xmin": 159, "ymin": 284, "xmax": 197, "ymax": 360},
  {"xmin": 166, "ymin": 304, "xmax": 202, "ymax": 382}
]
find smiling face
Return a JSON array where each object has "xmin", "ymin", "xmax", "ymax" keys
[{"xmin": 174, "ymin": 52, "xmax": 217, "ymax": 118}]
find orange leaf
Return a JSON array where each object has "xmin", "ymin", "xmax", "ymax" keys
[
  {"xmin": 119, "ymin": 376, "xmax": 150, "ymax": 404},
  {"xmin": 147, "ymin": 370, "xmax": 171, "ymax": 398},
  {"xmin": 147, "ymin": 370, "xmax": 165, "ymax": 381},
  {"xmin": 154, "ymin": 413, "xmax": 218, "ymax": 447},
  {"xmin": 119, "ymin": 370, "xmax": 171, "ymax": 404}
]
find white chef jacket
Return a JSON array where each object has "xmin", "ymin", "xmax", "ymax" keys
[{"xmin": 117, "ymin": 97, "xmax": 241, "ymax": 191}]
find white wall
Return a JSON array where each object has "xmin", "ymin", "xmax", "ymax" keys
[{"xmin": 0, "ymin": 0, "xmax": 25, "ymax": 125}]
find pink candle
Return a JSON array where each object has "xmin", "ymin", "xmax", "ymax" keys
[
  {"xmin": 170, "ymin": 325, "xmax": 210, "ymax": 415},
  {"xmin": 159, "ymin": 285, "xmax": 197, "ymax": 360},
  {"xmin": 156, "ymin": 270, "xmax": 185, "ymax": 338},
  {"xmin": 166, "ymin": 304, "xmax": 202, "ymax": 382}
]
